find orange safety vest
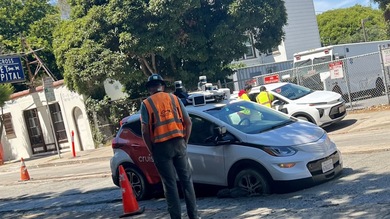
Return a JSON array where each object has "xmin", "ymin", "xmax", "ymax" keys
[{"xmin": 143, "ymin": 92, "xmax": 185, "ymax": 143}]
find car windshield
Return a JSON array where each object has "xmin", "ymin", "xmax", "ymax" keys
[
  {"xmin": 205, "ymin": 101, "xmax": 296, "ymax": 134},
  {"xmin": 272, "ymin": 83, "xmax": 313, "ymax": 100}
]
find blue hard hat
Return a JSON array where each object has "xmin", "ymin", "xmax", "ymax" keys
[{"xmin": 146, "ymin": 74, "xmax": 166, "ymax": 87}]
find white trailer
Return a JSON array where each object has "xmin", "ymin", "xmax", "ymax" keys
[{"xmin": 292, "ymin": 40, "xmax": 390, "ymax": 100}]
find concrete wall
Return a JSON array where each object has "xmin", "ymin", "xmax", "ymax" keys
[{"xmin": 1, "ymin": 80, "xmax": 95, "ymax": 161}]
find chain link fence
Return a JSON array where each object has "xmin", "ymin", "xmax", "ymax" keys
[
  {"xmin": 227, "ymin": 52, "xmax": 390, "ymax": 110},
  {"xmin": 89, "ymin": 52, "xmax": 390, "ymax": 144}
]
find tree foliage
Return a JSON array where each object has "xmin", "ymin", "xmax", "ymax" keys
[
  {"xmin": 0, "ymin": 0, "xmax": 61, "ymax": 91},
  {"xmin": 53, "ymin": 0, "xmax": 287, "ymax": 99},
  {"xmin": 372, "ymin": 0, "xmax": 390, "ymax": 19},
  {"xmin": 372, "ymin": 0, "xmax": 390, "ymax": 34},
  {"xmin": 0, "ymin": 84, "xmax": 14, "ymax": 137},
  {"xmin": 317, "ymin": 5, "xmax": 387, "ymax": 46}
]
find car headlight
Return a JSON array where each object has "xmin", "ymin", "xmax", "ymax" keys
[{"xmin": 261, "ymin": 146, "xmax": 297, "ymax": 157}]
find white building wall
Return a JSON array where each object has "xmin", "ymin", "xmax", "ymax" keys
[
  {"xmin": 233, "ymin": 0, "xmax": 321, "ymax": 67},
  {"xmin": 104, "ymin": 79, "xmax": 128, "ymax": 101},
  {"xmin": 283, "ymin": 0, "xmax": 321, "ymax": 59},
  {"xmin": 1, "ymin": 81, "xmax": 95, "ymax": 161},
  {"xmin": 231, "ymin": 0, "xmax": 321, "ymax": 90}
]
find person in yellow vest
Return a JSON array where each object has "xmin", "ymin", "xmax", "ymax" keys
[
  {"xmin": 256, "ymin": 86, "xmax": 274, "ymax": 108},
  {"xmin": 238, "ymin": 84, "xmax": 252, "ymax": 115},
  {"xmin": 140, "ymin": 74, "xmax": 199, "ymax": 219},
  {"xmin": 238, "ymin": 84, "xmax": 252, "ymax": 101}
]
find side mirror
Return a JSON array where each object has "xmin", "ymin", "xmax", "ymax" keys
[
  {"xmin": 272, "ymin": 100, "xmax": 282, "ymax": 106},
  {"xmin": 213, "ymin": 126, "xmax": 234, "ymax": 145},
  {"xmin": 214, "ymin": 126, "xmax": 227, "ymax": 137}
]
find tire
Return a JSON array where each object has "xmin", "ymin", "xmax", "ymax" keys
[
  {"xmin": 234, "ymin": 169, "xmax": 270, "ymax": 196},
  {"xmin": 375, "ymin": 78, "xmax": 385, "ymax": 97},
  {"xmin": 332, "ymin": 85, "xmax": 342, "ymax": 96},
  {"xmin": 296, "ymin": 116, "xmax": 308, "ymax": 121},
  {"xmin": 123, "ymin": 166, "xmax": 150, "ymax": 200},
  {"xmin": 333, "ymin": 85, "xmax": 351, "ymax": 102},
  {"xmin": 295, "ymin": 115, "xmax": 313, "ymax": 124}
]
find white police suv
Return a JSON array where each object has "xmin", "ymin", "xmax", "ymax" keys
[
  {"xmin": 110, "ymin": 94, "xmax": 343, "ymax": 200},
  {"xmin": 248, "ymin": 82, "xmax": 347, "ymax": 127}
]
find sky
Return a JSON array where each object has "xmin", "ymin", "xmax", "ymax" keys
[{"xmin": 313, "ymin": 0, "xmax": 379, "ymax": 14}]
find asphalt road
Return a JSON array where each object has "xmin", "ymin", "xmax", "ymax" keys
[
  {"xmin": 0, "ymin": 109, "xmax": 389, "ymax": 218},
  {"xmin": 324, "ymin": 109, "xmax": 390, "ymax": 154},
  {"xmin": 1, "ymin": 150, "xmax": 390, "ymax": 219}
]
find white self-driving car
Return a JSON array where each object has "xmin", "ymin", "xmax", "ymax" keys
[
  {"xmin": 248, "ymin": 82, "xmax": 346, "ymax": 127},
  {"xmin": 110, "ymin": 98, "xmax": 343, "ymax": 200}
]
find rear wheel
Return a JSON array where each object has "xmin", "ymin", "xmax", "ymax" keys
[
  {"xmin": 374, "ymin": 78, "xmax": 385, "ymax": 97},
  {"xmin": 234, "ymin": 169, "xmax": 270, "ymax": 196},
  {"xmin": 332, "ymin": 85, "xmax": 342, "ymax": 96}
]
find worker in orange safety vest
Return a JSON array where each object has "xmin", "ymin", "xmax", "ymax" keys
[
  {"xmin": 256, "ymin": 86, "xmax": 274, "ymax": 108},
  {"xmin": 140, "ymin": 74, "xmax": 199, "ymax": 219}
]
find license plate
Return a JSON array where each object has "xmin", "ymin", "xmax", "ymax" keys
[
  {"xmin": 321, "ymin": 159, "xmax": 334, "ymax": 173},
  {"xmin": 338, "ymin": 105, "xmax": 346, "ymax": 113}
]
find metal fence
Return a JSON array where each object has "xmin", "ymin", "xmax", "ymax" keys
[{"xmin": 225, "ymin": 52, "xmax": 390, "ymax": 110}]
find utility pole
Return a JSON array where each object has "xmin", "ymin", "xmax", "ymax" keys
[
  {"xmin": 361, "ymin": 18, "xmax": 369, "ymax": 42},
  {"xmin": 20, "ymin": 37, "xmax": 61, "ymax": 158},
  {"xmin": 21, "ymin": 37, "xmax": 57, "ymax": 87}
]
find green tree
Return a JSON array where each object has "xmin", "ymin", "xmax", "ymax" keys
[
  {"xmin": 53, "ymin": 0, "xmax": 287, "ymax": 99},
  {"xmin": 0, "ymin": 0, "xmax": 61, "ymax": 91},
  {"xmin": 0, "ymin": 84, "xmax": 15, "ymax": 137},
  {"xmin": 317, "ymin": 5, "xmax": 387, "ymax": 46},
  {"xmin": 372, "ymin": 0, "xmax": 390, "ymax": 34}
]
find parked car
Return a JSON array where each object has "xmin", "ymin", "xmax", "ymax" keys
[
  {"xmin": 248, "ymin": 82, "xmax": 347, "ymax": 127},
  {"xmin": 110, "ymin": 98, "xmax": 343, "ymax": 200}
]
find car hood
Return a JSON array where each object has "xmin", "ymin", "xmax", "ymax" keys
[
  {"xmin": 293, "ymin": 91, "xmax": 341, "ymax": 104},
  {"xmin": 245, "ymin": 121, "xmax": 325, "ymax": 147}
]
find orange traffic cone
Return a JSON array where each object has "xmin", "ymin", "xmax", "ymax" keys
[
  {"xmin": 20, "ymin": 157, "xmax": 30, "ymax": 181},
  {"xmin": 119, "ymin": 165, "xmax": 144, "ymax": 218}
]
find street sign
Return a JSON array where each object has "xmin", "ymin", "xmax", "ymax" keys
[
  {"xmin": 381, "ymin": 48, "xmax": 390, "ymax": 67},
  {"xmin": 43, "ymin": 77, "xmax": 56, "ymax": 102},
  {"xmin": 0, "ymin": 55, "xmax": 25, "ymax": 84},
  {"xmin": 329, "ymin": 61, "xmax": 344, "ymax": 79},
  {"xmin": 263, "ymin": 74, "xmax": 279, "ymax": 84}
]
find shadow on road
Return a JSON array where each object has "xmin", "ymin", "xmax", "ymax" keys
[{"xmin": 324, "ymin": 119, "xmax": 357, "ymax": 133}]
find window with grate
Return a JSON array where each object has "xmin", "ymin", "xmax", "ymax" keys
[
  {"xmin": 49, "ymin": 103, "xmax": 68, "ymax": 143},
  {"xmin": 243, "ymin": 34, "xmax": 256, "ymax": 59},
  {"xmin": 2, "ymin": 113, "xmax": 15, "ymax": 138}
]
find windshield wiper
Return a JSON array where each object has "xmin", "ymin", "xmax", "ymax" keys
[{"xmin": 260, "ymin": 120, "xmax": 295, "ymax": 133}]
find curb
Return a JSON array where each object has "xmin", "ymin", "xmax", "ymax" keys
[
  {"xmin": 28, "ymin": 156, "xmax": 112, "ymax": 169},
  {"xmin": 0, "ymin": 172, "xmax": 112, "ymax": 186}
]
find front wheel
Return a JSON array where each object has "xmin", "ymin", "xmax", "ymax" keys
[
  {"xmin": 295, "ymin": 115, "xmax": 315, "ymax": 124},
  {"xmin": 234, "ymin": 169, "xmax": 270, "ymax": 196},
  {"xmin": 123, "ymin": 166, "xmax": 150, "ymax": 200}
]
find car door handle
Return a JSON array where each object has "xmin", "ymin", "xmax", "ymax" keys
[{"xmin": 130, "ymin": 144, "xmax": 140, "ymax": 147}]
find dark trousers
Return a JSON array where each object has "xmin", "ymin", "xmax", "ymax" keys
[{"xmin": 152, "ymin": 137, "xmax": 198, "ymax": 219}]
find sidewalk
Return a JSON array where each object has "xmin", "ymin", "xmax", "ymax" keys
[{"xmin": 0, "ymin": 146, "xmax": 113, "ymax": 173}]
